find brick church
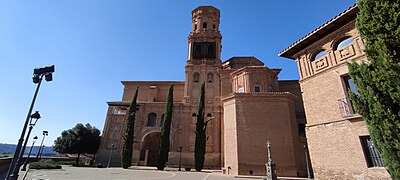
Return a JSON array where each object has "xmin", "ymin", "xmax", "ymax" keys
[{"xmin": 96, "ymin": 6, "xmax": 308, "ymax": 177}]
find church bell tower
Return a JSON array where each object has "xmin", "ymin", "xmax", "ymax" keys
[{"xmin": 183, "ymin": 6, "xmax": 222, "ymax": 103}]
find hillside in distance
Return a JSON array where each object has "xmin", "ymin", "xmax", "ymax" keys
[{"xmin": 0, "ymin": 143, "xmax": 57, "ymax": 156}]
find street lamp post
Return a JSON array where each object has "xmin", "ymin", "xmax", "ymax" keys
[
  {"xmin": 7, "ymin": 65, "xmax": 54, "ymax": 180},
  {"xmin": 21, "ymin": 136, "xmax": 38, "ymax": 171},
  {"xmin": 178, "ymin": 146, "xmax": 182, "ymax": 171},
  {"xmin": 18, "ymin": 111, "xmax": 41, "ymax": 172},
  {"xmin": 39, "ymin": 145, "xmax": 45, "ymax": 159},
  {"xmin": 36, "ymin": 131, "xmax": 48, "ymax": 160},
  {"xmin": 265, "ymin": 141, "xmax": 277, "ymax": 180},
  {"xmin": 107, "ymin": 144, "xmax": 115, "ymax": 168}
]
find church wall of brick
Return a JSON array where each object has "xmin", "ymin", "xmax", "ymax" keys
[
  {"xmin": 307, "ymin": 118, "xmax": 390, "ymax": 179},
  {"xmin": 97, "ymin": 6, "xmax": 306, "ymax": 177},
  {"xmin": 222, "ymin": 97, "xmax": 239, "ymax": 175},
  {"xmin": 121, "ymin": 82, "xmax": 185, "ymax": 102},
  {"xmin": 223, "ymin": 93, "xmax": 305, "ymax": 176}
]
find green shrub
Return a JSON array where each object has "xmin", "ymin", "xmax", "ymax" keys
[
  {"xmin": 157, "ymin": 84, "xmax": 174, "ymax": 170},
  {"xmin": 0, "ymin": 154, "xmax": 12, "ymax": 158},
  {"xmin": 29, "ymin": 162, "xmax": 62, "ymax": 169},
  {"xmin": 122, "ymin": 87, "xmax": 139, "ymax": 168},
  {"xmin": 54, "ymin": 161, "xmax": 75, "ymax": 165},
  {"xmin": 350, "ymin": 0, "xmax": 400, "ymax": 178},
  {"xmin": 195, "ymin": 82, "xmax": 206, "ymax": 171}
]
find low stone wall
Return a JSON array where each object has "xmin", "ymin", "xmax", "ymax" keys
[
  {"xmin": 0, "ymin": 157, "xmax": 12, "ymax": 174},
  {"xmin": 96, "ymin": 149, "xmax": 125, "ymax": 167}
]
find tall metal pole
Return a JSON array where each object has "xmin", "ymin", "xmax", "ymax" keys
[
  {"xmin": 39, "ymin": 145, "xmax": 45, "ymax": 159},
  {"xmin": 21, "ymin": 136, "xmax": 38, "ymax": 171},
  {"xmin": 107, "ymin": 144, "xmax": 114, "ymax": 168},
  {"xmin": 7, "ymin": 75, "xmax": 43, "ymax": 180},
  {"xmin": 178, "ymin": 146, "xmax": 182, "ymax": 171},
  {"xmin": 265, "ymin": 141, "xmax": 277, "ymax": 180},
  {"xmin": 15, "ymin": 125, "xmax": 34, "ymax": 172},
  {"xmin": 36, "ymin": 133, "xmax": 46, "ymax": 160}
]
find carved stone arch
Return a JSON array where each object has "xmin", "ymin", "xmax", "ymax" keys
[
  {"xmin": 139, "ymin": 131, "xmax": 161, "ymax": 166},
  {"xmin": 331, "ymin": 35, "xmax": 354, "ymax": 51},
  {"xmin": 311, "ymin": 49, "xmax": 327, "ymax": 61},
  {"xmin": 140, "ymin": 130, "xmax": 161, "ymax": 144}
]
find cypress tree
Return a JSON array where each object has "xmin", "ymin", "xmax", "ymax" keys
[
  {"xmin": 349, "ymin": 0, "xmax": 400, "ymax": 178},
  {"xmin": 195, "ymin": 82, "xmax": 206, "ymax": 171},
  {"xmin": 121, "ymin": 87, "xmax": 139, "ymax": 169},
  {"xmin": 157, "ymin": 84, "xmax": 174, "ymax": 170}
]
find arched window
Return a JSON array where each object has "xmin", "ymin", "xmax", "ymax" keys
[
  {"xmin": 336, "ymin": 37, "xmax": 354, "ymax": 50},
  {"xmin": 160, "ymin": 114, "xmax": 164, "ymax": 127},
  {"xmin": 146, "ymin": 113, "xmax": 157, "ymax": 126},
  {"xmin": 213, "ymin": 20, "xmax": 216, "ymax": 30},
  {"xmin": 312, "ymin": 50, "xmax": 326, "ymax": 61},
  {"xmin": 194, "ymin": 24, "xmax": 197, "ymax": 31},
  {"xmin": 207, "ymin": 73, "xmax": 213, "ymax": 83},
  {"xmin": 193, "ymin": 73, "xmax": 200, "ymax": 83},
  {"xmin": 203, "ymin": 22, "xmax": 207, "ymax": 29},
  {"xmin": 192, "ymin": 113, "xmax": 197, "ymax": 123}
]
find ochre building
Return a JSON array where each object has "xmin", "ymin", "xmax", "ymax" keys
[
  {"xmin": 279, "ymin": 4, "xmax": 391, "ymax": 179},
  {"xmin": 97, "ymin": 6, "xmax": 308, "ymax": 177}
]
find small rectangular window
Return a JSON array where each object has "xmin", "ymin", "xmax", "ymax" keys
[
  {"xmin": 339, "ymin": 75, "xmax": 357, "ymax": 116},
  {"xmin": 254, "ymin": 86, "xmax": 260, "ymax": 93},
  {"xmin": 360, "ymin": 136, "xmax": 384, "ymax": 167},
  {"xmin": 343, "ymin": 75, "xmax": 358, "ymax": 95}
]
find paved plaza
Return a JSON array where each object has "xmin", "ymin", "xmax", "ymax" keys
[{"xmin": 18, "ymin": 166, "xmax": 310, "ymax": 180}]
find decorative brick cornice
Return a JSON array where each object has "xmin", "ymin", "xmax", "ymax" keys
[{"xmin": 221, "ymin": 92, "xmax": 296, "ymax": 102}]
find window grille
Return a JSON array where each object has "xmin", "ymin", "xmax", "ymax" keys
[{"xmin": 360, "ymin": 136, "xmax": 384, "ymax": 167}]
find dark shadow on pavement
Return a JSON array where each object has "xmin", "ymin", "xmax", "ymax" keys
[{"xmin": 126, "ymin": 166, "xmax": 214, "ymax": 173}]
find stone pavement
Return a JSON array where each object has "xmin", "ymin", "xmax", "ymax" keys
[
  {"xmin": 20, "ymin": 166, "xmax": 237, "ymax": 180},
  {"xmin": 20, "ymin": 166, "xmax": 312, "ymax": 180}
]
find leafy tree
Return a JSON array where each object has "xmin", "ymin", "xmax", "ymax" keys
[
  {"xmin": 349, "ymin": 0, "xmax": 400, "ymax": 178},
  {"xmin": 194, "ymin": 82, "xmax": 212, "ymax": 171},
  {"xmin": 157, "ymin": 84, "xmax": 174, "ymax": 170},
  {"xmin": 121, "ymin": 87, "xmax": 139, "ymax": 169},
  {"xmin": 53, "ymin": 123, "xmax": 101, "ymax": 165}
]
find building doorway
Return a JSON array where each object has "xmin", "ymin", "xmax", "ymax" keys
[{"xmin": 140, "ymin": 132, "xmax": 160, "ymax": 166}]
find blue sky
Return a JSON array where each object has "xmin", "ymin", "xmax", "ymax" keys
[{"xmin": 0, "ymin": 0, "xmax": 355, "ymax": 146}]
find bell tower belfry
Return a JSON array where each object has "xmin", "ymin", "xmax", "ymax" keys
[{"xmin": 183, "ymin": 6, "xmax": 222, "ymax": 103}]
